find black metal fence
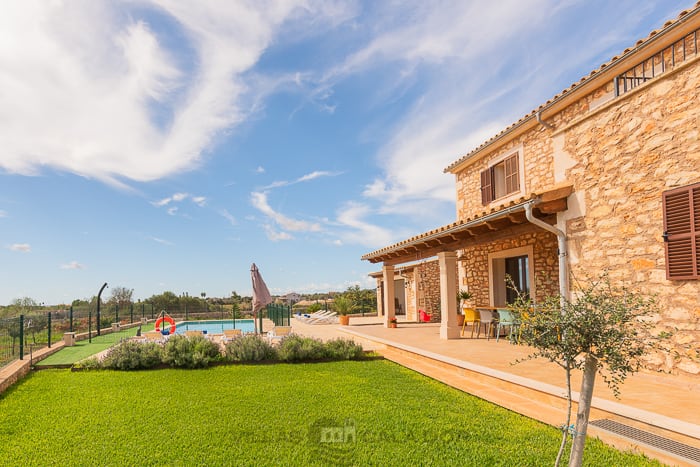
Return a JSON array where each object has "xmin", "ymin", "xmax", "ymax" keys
[
  {"xmin": 266, "ymin": 303, "xmax": 291, "ymax": 327},
  {"xmin": 0, "ymin": 298, "xmax": 373, "ymax": 368},
  {"xmin": 0, "ymin": 316, "xmax": 22, "ymax": 368},
  {"xmin": 0, "ymin": 312, "xmax": 65, "ymax": 368}
]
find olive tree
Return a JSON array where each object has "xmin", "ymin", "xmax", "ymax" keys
[{"xmin": 511, "ymin": 275, "xmax": 660, "ymax": 467}]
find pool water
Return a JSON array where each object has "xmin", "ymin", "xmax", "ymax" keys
[{"xmin": 174, "ymin": 319, "xmax": 255, "ymax": 335}]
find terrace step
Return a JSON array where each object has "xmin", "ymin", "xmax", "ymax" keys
[{"xmin": 377, "ymin": 345, "xmax": 700, "ymax": 467}]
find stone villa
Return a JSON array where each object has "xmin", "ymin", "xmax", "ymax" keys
[{"xmin": 362, "ymin": 4, "xmax": 700, "ymax": 376}]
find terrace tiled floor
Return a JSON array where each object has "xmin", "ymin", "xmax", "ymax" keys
[{"xmin": 290, "ymin": 316, "xmax": 700, "ymax": 467}]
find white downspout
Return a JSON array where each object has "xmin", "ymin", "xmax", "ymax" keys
[{"xmin": 524, "ymin": 201, "xmax": 569, "ymax": 304}]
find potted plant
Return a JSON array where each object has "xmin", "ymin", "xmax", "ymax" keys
[
  {"xmin": 388, "ymin": 317, "xmax": 398, "ymax": 328},
  {"xmin": 333, "ymin": 295, "xmax": 353, "ymax": 326},
  {"xmin": 456, "ymin": 290, "xmax": 473, "ymax": 326}
]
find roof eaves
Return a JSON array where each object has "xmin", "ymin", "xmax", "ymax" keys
[{"xmin": 443, "ymin": 3, "xmax": 700, "ymax": 175}]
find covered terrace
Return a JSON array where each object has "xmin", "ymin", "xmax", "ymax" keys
[{"xmin": 361, "ymin": 184, "xmax": 573, "ymax": 339}]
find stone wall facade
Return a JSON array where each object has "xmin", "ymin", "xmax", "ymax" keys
[
  {"xmin": 560, "ymin": 59, "xmax": 700, "ymax": 375},
  {"xmin": 451, "ymin": 43, "xmax": 700, "ymax": 375},
  {"xmin": 415, "ymin": 260, "xmax": 441, "ymax": 322},
  {"xmin": 458, "ymin": 230, "xmax": 559, "ymax": 306}
]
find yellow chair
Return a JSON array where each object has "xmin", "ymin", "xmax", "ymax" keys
[
  {"xmin": 267, "ymin": 326, "xmax": 293, "ymax": 343},
  {"xmin": 222, "ymin": 329, "xmax": 243, "ymax": 342},
  {"xmin": 144, "ymin": 331, "xmax": 163, "ymax": 342},
  {"xmin": 460, "ymin": 307, "xmax": 480, "ymax": 338}
]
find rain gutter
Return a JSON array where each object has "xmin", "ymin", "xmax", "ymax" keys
[{"xmin": 524, "ymin": 200, "xmax": 569, "ymax": 304}]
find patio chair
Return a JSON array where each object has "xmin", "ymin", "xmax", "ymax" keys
[
  {"xmin": 295, "ymin": 310, "xmax": 332, "ymax": 323},
  {"xmin": 460, "ymin": 307, "xmax": 480, "ymax": 337},
  {"xmin": 495, "ymin": 308, "xmax": 519, "ymax": 343},
  {"xmin": 307, "ymin": 312, "xmax": 338, "ymax": 325},
  {"xmin": 144, "ymin": 331, "xmax": 164, "ymax": 342},
  {"xmin": 184, "ymin": 330, "xmax": 204, "ymax": 338},
  {"xmin": 267, "ymin": 326, "xmax": 292, "ymax": 343},
  {"xmin": 418, "ymin": 309, "xmax": 432, "ymax": 323},
  {"xmin": 475, "ymin": 309, "xmax": 497, "ymax": 340},
  {"xmin": 221, "ymin": 329, "xmax": 242, "ymax": 343}
]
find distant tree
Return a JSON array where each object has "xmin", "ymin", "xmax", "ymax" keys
[
  {"xmin": 9, "ymin": 297, "xmax": 39, "ymax": 316},
  {"xmin": 108, "ymin": 286, "xmax": 134, "ymax": 308},
  {"xmin": 147, "ymin": 291, "xmax": 180, "ymax": 313},
  {"xmin": 230, "ymin": 302, "xmax": 240, "ymax": 320},
  {"xmin": 343, "ymin": 285, "xmax": 376, "ymax": 314},
  {"xmin": 25, "ymin": 314, "xmax": 48, "ymax": 344}
]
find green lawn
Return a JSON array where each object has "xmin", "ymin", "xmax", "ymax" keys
[
  {"xmin": 36, "ymin": 323, "xmax": 154, "ymax": 366},
  {"xmin": 0, "ymin": 360, "xmax": 661, "ymax": 466}
]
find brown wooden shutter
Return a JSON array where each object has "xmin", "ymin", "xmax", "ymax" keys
[
  {"xmin": 663, "ymin": 183, "xmax": 700, "ymax": 280},
  {"xmin": 481, "ymin": 168, "xmax": 493, "ymax": 205},
  {"xmin": 504, "ymin": 153, "xmax": 520, "ymax": 194}
]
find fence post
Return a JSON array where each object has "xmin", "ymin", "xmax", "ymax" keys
[
  {"xmin": 258, "ymin": 307, "xmax": 264, "ymax": 334},
  {"xmin": 115, "ymin": 305, "xmax": 119, "ymax": 324},
  {"xmin": 88, "ymin": 312, "xmax": 92, "ymax": 343},
  {"xmin": 70, "ymin": 306, "xmax": 74, "ymax": 332},
  {"xmin": 19, "ymin": 315, "xmax": 24, "ymax": 360},
  {"xmin": 47, "ymin": 312, "xmax": 52, "ymax": 348},
  {"xmin": 130, "ymin": 304, "xmax": 134, "ymax": 324},
  {"xmin": 185, "ymin": 302, "xmax": 188, "ymax": 321}
]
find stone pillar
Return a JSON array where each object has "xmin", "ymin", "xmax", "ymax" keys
[
  {"xmin": 438, "ymin": 251, "xmax": 459, "ymax": 339},
  {"xmin": 375, "ymin": 278, "xmax": 383, "ymax": 317},
  {"xmin": 382, "ymin": 265, "xmax": 395, "ymax": 328}
]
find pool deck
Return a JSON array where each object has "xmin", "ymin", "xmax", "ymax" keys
[{"xmin": 289, "ymin": 315, "xmax": 700, "ymax": 467}]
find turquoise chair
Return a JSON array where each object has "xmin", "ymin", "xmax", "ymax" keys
[{"xmin": 495, "ymin": 308, "xmax": 519, "ymax": 343}]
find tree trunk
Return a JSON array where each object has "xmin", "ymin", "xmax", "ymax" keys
[
  {"xmin": 554, "ymin": 360, "xmax": 573, "ymax": 467},
  {"xmin": 569, "ymin": 354, "xmax": 598, "ymax": 467}
]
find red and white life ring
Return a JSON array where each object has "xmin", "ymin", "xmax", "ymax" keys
[{"xmin": 155, "ymin": 315, "xmax": 176, "ymax": 335}]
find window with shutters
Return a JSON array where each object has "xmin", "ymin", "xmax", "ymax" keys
[
  {"xmin": 663, "ymin": 182, "xmax": 700, "ymax": 280},
  {"xmin": 481, "ymin": 150, "xmax": 522, "ymax": 205}
]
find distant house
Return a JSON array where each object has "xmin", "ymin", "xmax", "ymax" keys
[
  {"xmin": 282, "ymin": 292, "xmax": 301, "ymax": 305},
  {"xmin": 363, "ymin": 5, "xmax": 700, "ymax": 376}
]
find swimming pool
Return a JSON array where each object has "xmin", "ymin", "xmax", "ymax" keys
[{"xmin": 174, "ymin": 319, "xmax": 255, "ymax": 335}]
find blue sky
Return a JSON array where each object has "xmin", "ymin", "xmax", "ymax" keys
[{"xmin": 0, "ymin": 1, "xmax": 691, "ymax": 305}]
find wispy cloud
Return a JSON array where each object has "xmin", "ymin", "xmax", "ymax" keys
[
  {"xmin": 220, "ymin": 209, "xmax": 237, "ymax": 226},
  {"xmin": 305, "ymin": 0, "xmax": 679, "ymax": 226},
  {"xmin": 251, "ymin": 191, "xmax": 322, "ymax": 233},
  {"xmin": 60, "ymin": 261, "xmax": 85, "ymax": 270},
  {"xmin": 150, "ymin": 236, "xmax": 174, "ymax": 246},
  {"xmin": 0, "ymin": 1, "xmax": 347, "ymax": 185},
  {"xmin": 263, "ymin": 225, "xmax": 293, "ymax": 241},
  {"xmin": 152, "ymin": 192, "xmax": 206, "ymax": 214},
  {"xmin": 333, "ymin": 202, "xmax": 396, "ymax": 249},
  {"xmin": 9, "ymin": 243, "xmax": 31, "ymax": 253},
  {"xmin": 0, "ymin": 210, "xmax": 7, "ymax": 218},
  {"xmin": 261, "ymin": 170, "xmax": 340, "ymax": 190}
]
